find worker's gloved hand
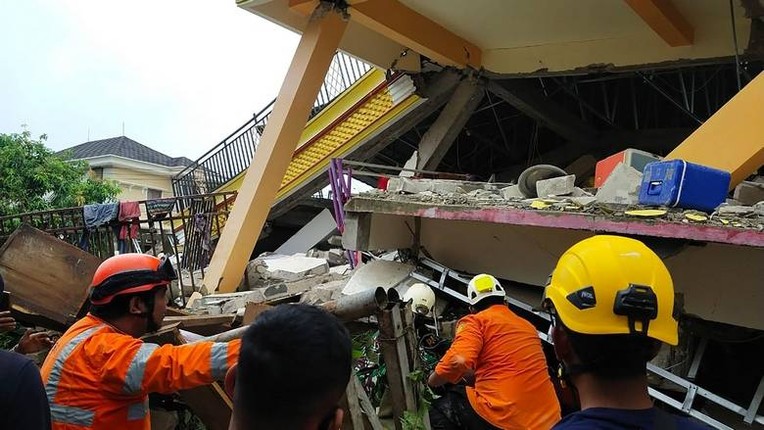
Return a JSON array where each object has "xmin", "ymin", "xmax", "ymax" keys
[
  {"xmin": 17, "ymin": 329, "xmax": 54, "ymax": 354},
  {"xmin": 0, "ymin": 311, "xmax": 16, "ymax": 333}
]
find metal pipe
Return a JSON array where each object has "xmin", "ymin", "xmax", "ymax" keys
[{"xmin": 200, "ymin": 287, "xmax": 389, "ymax": 343}]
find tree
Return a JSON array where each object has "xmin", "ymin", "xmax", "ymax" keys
[{"xmin": 0, "ymin": 131, "xmax": 121, "ymax": 215}]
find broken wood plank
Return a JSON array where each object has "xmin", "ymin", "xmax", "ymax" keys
[
  {"xmin": 163, "ymin": 314, "xmax": 235, "ymax": 329},
  {"xmin": 242, "ymin": 302, "xmax": 271, "ymax": 325},
  {"xmin": 354, "ymin": 375, "xmax": 385, "ymax": 430},
  {"xmin": 0, "ymin": 224, "xmax": 100, "ymax": 327}
]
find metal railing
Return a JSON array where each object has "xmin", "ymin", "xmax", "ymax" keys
[
  {"xmin": 172, "ymin": 52, "xmax": 372, "ymax": 206},
  {"xmin": 0, "ymin": 192, "xmax": 237, "ymax": 307}
]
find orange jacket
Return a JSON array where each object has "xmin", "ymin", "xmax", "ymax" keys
[
  {"xmin": 435, "ymin": 305, "xmax": 561, "ymax": 429},
  {"xmin": 40, "ymin": 314, "xmax": 240, "ymax": 430}
]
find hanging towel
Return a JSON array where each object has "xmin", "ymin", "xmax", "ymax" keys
[
  {"xmin": 146, "ymin": 199, "xmax": 176, "ymax": 219},
  {"xmin": 118, "ymin": 201, "xmax": 141, "ymax": 240},
  {"xmin": 83, "ymin": 203, "xmax": 119, "ymax": 229}
]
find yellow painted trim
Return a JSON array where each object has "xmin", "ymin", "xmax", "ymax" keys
[
  {"xmin": 300, "ymin": 69, "xmax": 386, "ymax": 144},
  {"xmin": 277, "ymin": 93, "xmax": 420, "ymax": 199}
]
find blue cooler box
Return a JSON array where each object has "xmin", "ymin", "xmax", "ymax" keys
[{"xmin": 638, "ymin": 160, "xmax": 731, "ymax": 212}]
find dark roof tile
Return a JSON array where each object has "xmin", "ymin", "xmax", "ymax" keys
[{"xmin": 60, "ymin": 136, "xmax": 192, "ymax": 167}]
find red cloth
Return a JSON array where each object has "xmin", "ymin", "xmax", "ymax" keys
[{"xmin": 118, "ymin": 201, "xmax": 141, "ymax": 239}]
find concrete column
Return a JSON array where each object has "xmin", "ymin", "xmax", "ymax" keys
[
  {"xmin": 416, "ymin": 76, "xmax": 484, "ymax": 171},
  {"xmin": 204, "ymin": 4, "xmax": 348, "ymax": 293}
]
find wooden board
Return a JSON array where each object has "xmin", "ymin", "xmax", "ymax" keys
[{"xmin": 0, "ymin": 224, "xmax": 100, "ymax": 326}]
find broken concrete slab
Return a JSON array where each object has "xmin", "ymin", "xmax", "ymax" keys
[
  {"xmin": 754, "ymin": 202, "xmax": 764, "ymax": 216},
  {"xmin": 595, "ymin": 163, "xmax": 642, "ymax": 205},
  {"xmin": 466, "ymin": 189, "xmax": 502, "ymax": 200},
  {"xmin": 263, "ymin": 255, "xmax": 329, "ymax": 282},
  {"xmin": 570, "ymin": 196, "xmax": 598, "ymax": 207},
  {"xmin": 386, "ymin": 177, "xmax": 431, "ymax": 194},
  {"xmin": 717, "ymin": 205, "xmax": 755, "ymax": 216},
  {"xmin": 500, "ymin": 184, "xmax": 524, "ymax": 199},
  {"xmin": 275, "ymin": 209, "xmax": 337, "ymax": 255},
  {"xmin": 342, "ymin": 260, "xmax": 414, "ymax": 296},
  {"xmin": 330, "ymin": 264, "xmax": 352, "ymax": 276},
  {"xmin": 572, "ymin": 187, "xmax": 594, "ymax": 197},
  {"xmin": 536, "ymin": 175, "xmax": 576, "ymax": 197},
  {"xmin": 307, "ymin": 248, "xmax": 348, "ymax": 267},
  {"xmin": 733, "ymin": 181, "xmax": 764, "ymax": 206},
  {"xmin": 299, "ymin": 279, "xmax": 347, "ymax": 305}
]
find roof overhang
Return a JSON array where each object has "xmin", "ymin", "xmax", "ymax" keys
[
  {"xmin": 76, "ymin": 155, "xmax": 188, "ymax": 177},
  {"xmin": 237, "ymin": 0, "xmax": 755, "ymax": 75}
]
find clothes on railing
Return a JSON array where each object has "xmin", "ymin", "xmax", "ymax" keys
[
  {"xmin": 146, "ymin": 199, "xmax": 176, "ymax": 220},
  {"xmin": 83, "ymin": 203, "xmax": 119, "ymax": 229},
  {"xmin": 194, "ymin": 213, "xmax": 212, "ymax": 268},
  {"xmin": 118, "ymin": 201, "xmax": 141, "ymax": 240}
]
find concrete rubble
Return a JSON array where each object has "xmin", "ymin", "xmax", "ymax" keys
[
  {"xmin": 595, "ymin": 163, "xmax": 642, "ymax": 205},
  {"xmin": 536, "ymin": 174, "xmax": 576, "ymax": 198},
  {"xmin": 358, "ymin": 173, "xmax": 764, "ymax": 231},
  {"xmin": 733, "ymin": 181, "xmax": 764, "ymax": 206}
]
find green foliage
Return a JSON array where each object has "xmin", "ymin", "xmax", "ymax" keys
[
  {"xmin": 0, "ymin": 131, "xmax": 120, "ymax": 216},
  {"xmin": 401, "ymin": 370, "xmax": 437, "ymax": 430}
]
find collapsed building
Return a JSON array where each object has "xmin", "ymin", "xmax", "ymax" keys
[{"xmin": 2, "ymin": 1, "xmax": 764, "ymax": 429}]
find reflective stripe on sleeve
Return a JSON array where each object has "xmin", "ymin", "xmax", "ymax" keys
[
  {"xmin": 123, "ymin": 343, "xmax": 160, "ymax": 395},
  {"xmin": 210, "ymin": 343, "xmax": 229, "ymax": 381}
]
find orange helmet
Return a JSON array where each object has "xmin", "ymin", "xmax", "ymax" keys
[{"xmin": 89, "ymin": 253, "xmax": 176, "ymax": 305}]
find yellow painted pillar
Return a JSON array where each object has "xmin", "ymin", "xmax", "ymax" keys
[
  {"xmin": 204, "ymin": 4, "xmax": 348, "ymax": 293},
  {"xmin": 666, "ymin": 72, "xmax": 764, "ymax": 189}
]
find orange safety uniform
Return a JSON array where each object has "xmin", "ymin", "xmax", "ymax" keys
[
  {"xmin": 41, "ymin": 314, "xmax": 240, "ymax": 430},
  {"xmin": 435, "ymin": 304, "xmax": 561, "ymax": 429}
]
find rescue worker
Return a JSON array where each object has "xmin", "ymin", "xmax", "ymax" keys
[
  {"xmin": 40, "ymin": 253, "xmax": 240, "ymax": 430},
  {"xmin": 428, "ymin": 273, "xmax": 561, "ymax": 430},
  {"xmin": 543, "ymin": 235, "xmax": 708, "ymax": 429}
]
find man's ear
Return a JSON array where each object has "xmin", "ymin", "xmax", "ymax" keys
[
  {"xmin": 224, "ymin": 364, "xmax": 238, "ymax": 398},
  {"xmin": 128, "ymin": 296, "xmax": 147, "ymax": 316},
  {"xmin": 551, "ymin": 325, "xmax": 574, "ymax": 362}
]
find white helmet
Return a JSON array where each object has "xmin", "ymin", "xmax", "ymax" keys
[
  {"xmin": 467, "ymin": 274, "xmax": 505, "ymax": 305},
  {"xmin": 403, "ymin": 283, "xmax": 436, "ymax": 316}
]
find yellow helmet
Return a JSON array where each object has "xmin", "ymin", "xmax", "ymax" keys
[{"xmin": 543, "ymin": 235, "xmax": 678, "ymax": 345}]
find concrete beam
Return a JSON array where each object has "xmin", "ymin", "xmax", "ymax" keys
[
  {"xmin": 623, "ymin": 0, "xmax": 694, "ymax": 47},
  {"xmin": 666, "ymin": 72, "xmax": 764, "ymax": 189},
  {"xmin": 204, "ymin": 4, "xmax": 348, "ymax": 293},
  {"xmin": 348, "ymin": 0, "xmax": 481, "ymax": 68},
  {"xmin": 417, "ymin": 77, "xmax": 485, "ymax": 170},
  {"xmin": 485, "ymin": 79, "xmax": 598, "ymax": 144}
]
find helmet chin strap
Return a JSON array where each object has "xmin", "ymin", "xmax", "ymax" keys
[{"xmin": 556, "ymin": 361, "xmax": 582, "ymax": 411}]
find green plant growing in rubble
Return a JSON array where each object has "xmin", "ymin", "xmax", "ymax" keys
[
  {"xmin": 0, "ymin": 130, "xmax": 120, "ymax": 216},
  {"xmin": 401, "ymin": 369, "xmax": 437, "ymax": 430}
]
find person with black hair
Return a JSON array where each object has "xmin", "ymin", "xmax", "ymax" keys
[
  {"xmin": 224, "ymin": 303, "xmax": 352, "ymax": 430},
  {"xmin": 40, "ymin": 253, "xmax": 240, "ymax": 430},
  {"xmin": 543, "ymin": 235, "xmax": 708, "ymax": 429},
  {"xmin": 427, "ymin": 273, "xmax": 561, "ymax": 430}
]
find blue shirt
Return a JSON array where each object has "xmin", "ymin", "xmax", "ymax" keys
[
  {"xmin": 0, "ymin": 350, "xmax": 51, "ymax": 430},
  {"xmin": 554, "ymin": 407, "xmax": 710, "ymax": 430}
]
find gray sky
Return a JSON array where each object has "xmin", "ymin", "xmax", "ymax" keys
[{"xmin": 0, "ymin": 0, "xmax": 299, "ymax": 160}]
